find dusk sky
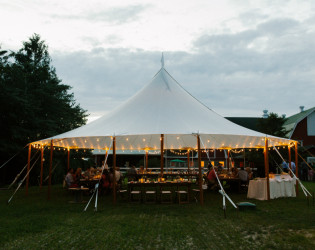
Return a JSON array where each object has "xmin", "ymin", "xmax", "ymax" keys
[{"xmin": 1, "ymin": 0, "xmax": 315, "ymax": 122}]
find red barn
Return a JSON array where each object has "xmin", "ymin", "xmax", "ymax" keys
[{"xmin": 284, "ymin": 107, "xmax": 315, "ymax": 154}]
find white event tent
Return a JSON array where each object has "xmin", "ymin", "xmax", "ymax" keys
[
  {"xmin": 33, "ymin": 66, "xmax": 294, "ymax": 150},
  {"xmin": 30, "ymin": 59, "xmax": 297, "ymax": 203}
]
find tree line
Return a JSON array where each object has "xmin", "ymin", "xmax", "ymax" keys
[{"xmin": 0, "ymin": 34, "xmax": 88, "ymax": 185}]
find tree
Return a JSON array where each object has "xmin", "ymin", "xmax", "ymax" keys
[
  {"xmin": 0, "ymin": 34, "xmax": 88, "ymax": 185},
  {"xmin": 257, "ymin": 112, "xmax": 290, "ymax": 137}
]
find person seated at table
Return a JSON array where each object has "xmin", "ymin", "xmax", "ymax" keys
[
  {"xmin": 237, "ymin": 167, "xmax": 248, "ymax": 182},
  {"xmin": 116, "ymin": 167, "xmax": 122, "ymax": 186},
  {"xmin": 83, "ymin": 166, "xmax": 92, "ymax": 179},
  {"xmin": 100, "ymin": 169, "xmax": 111, "ymax": 195},
  {"xmin": 232, "ymin": 167, "xmax": 239, "ymax": 177},
  {"xmin": 65, "ymin": 168, "xmax": 77, "ymax": 188},
  {"xmin": 138, "ymin": 165, "xmax": 145, "ymax": 174},
  {"xmin": 207, "ymin": 166, "xmax": 218, "ymax": 191},
  {"xmin": 99, "ymin": 160, "xmax": 109, "ymax": 171},
  {"xmin": 127, "ymin": 165, "xmax": 138, "ymax": 181},
  {"xmin": 217, "ymin": 163, "xmax": 223, "ymax": 174},
  {"xmin": 73, "ymin": 168, "xmax": 83, "ymax": 185},
  {"xmin": 108, "ymin": 167, "xmax": 121, "ymax": 187},
  {"xmin": 204, "ymin": 163, "xmax": 211, "ymax": 182},
  {"xmin": 245, "ymin": 167, "xmax": 253, "ymax": 180}
]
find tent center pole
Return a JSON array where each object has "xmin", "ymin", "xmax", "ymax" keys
[{"xmin": 160, "ymin": 134, "xmax": 164, "ymax": 177}]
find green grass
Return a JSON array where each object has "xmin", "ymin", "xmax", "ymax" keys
[{"xmin": 1, "ymin": 183, "xmax": 315, "ymax": 249}]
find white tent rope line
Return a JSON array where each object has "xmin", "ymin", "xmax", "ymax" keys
[
  {"xmin": 84, "ymin": 138, "xmax": 113, "ymax": 212},
  {"xmin": 7, "ymin": 152, "xmax": 41, "ymax": 204},
  {"xmin": 269, "ymin": 153, "xmax": 286, "ymax": 174},
  {"xmin": 0, "ymin": 144, "xmax": 28, "ymax": 170},
  {"xmin": 273, "ymin": 146, "xmax": 311, "ymax": 197},
  {"xmin": 199, "ymin": 136, "xmax": 237, "ymax": 209},
  {"xmin": 8, "ymin": 148, "xmax": 42, "ymax": 189},
  {"xmin": 43, "ymin": 161, "xmax": 60, "ymax": 183}
]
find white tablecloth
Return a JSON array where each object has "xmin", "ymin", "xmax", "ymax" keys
[{"xmin": 247, "ymin": 177, "xmax": 296, "ymax": 200}]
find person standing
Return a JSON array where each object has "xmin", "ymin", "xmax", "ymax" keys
[
  {"xmin": 290, "ymin": 161, "xmax": 296, "ymax": 174},
  {"xmin": 282, "ymin": 160, "xmax": 289, "ymax": 173},
  {"xmin": 301, "ymin": 161, "xmax": 308, "ymax": 181}
]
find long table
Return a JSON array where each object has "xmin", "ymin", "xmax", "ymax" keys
[
  {"xmin": 128, "ymin": 181, "xmax": 192, "ymax": 202},
  {"xmin": 127, "ymin": 173, "xmax": 199, "ymax": 178},
  {"xmin": 247, "ymin": 177, "xmax": 296, "ymax": 200}
]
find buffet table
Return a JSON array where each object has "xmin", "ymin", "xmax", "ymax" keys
[{"xmin": 247, "ymin": 175, "xmax": 296, "ymax": 200}]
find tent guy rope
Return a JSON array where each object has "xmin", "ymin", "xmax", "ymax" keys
[
  {"xmin": 7, "ymin": 149, "xmax": 41, "ymax": 189},
  {"xmin": 199, "ymin": 136, "xmax": 237, "ymax": 211},
  {"xmin": 0, "ymin": 145, "xmax": 28, "ymax": 170},
  {"xmin": 7, "ymin": 152, "xmax": 41, "ymax": 204},
  {"xmin": 84, "ymin": 138, "xmax": 113, "ymax": 212}
]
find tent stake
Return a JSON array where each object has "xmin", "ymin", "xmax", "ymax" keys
[{"xmin": 25, "ymin": 144, "xmax": 31, "ymax": 196}]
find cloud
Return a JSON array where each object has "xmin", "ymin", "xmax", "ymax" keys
[
  {"xmin": 49, "ymin": 14, "xmax": 315, "ymax": 120},
  {"xmin": 51, "ymin": 4, "xmax": 150, "ymax": 25}
]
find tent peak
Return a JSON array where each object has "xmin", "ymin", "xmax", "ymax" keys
[{"xmin": 161, "ymin": 52, "xmax": 164, "ymax": 68}]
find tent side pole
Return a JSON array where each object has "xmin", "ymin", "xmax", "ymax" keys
[
  {"xmin": 40, "ymin": 146, "xmax": 44, "ymax": 189},
  {"xmin": 105, "ymin": 150, "xmax": 108, "ymax": 164},
  {"xmin": 113, "ymin": 137, "xmax": 117, "ymax": 204},
  {"xmin": 227, "ymin": 150, "xmax": 230, "ymax": 171},
  {"xmin": 295, "ymin": 142, "xmax": 299, "ymax": 196},
  {"xmin": 145, "ymin": 151, "xmax": 148, "ymax": 171},
  {"xmin": 48, "ymin": 140, "xmax": 53, "ymax": 200},
  {"xmin": 187, "ymin": 150, "xmax": 190, "ymax": 180},
  {"xmin": 26, "ymin": 144, "xmax": 31, "ymax": 196},
  {"xmin": 264, "ymin": 138, "xmax": 270, "ymax": 200},
  {"xmin": 67, "ymin": 149, "xmax": 70, "ymax": 171},
  {"xmin": 160, "ymin": 134, "xmax": 164, "ymax": 177},
  {"xmin": 197, "ymin": 135, "xmax": 204, "ymax": 205},
  {"xmin": 288, "ymin": 146, "xmax": 292, "ymax": 176}
]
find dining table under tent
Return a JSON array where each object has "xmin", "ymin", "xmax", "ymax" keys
[{"xmin": 28, "ymin": 56, "xmax": 299, "ymax": 205}]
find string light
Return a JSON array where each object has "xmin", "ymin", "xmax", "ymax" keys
[{"xmin": 231, "ymin": 149, "xmax": 243, "ymax": 153}]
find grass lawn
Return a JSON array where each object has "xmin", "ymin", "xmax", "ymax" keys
[{"xmin": 1, "ymin": 182, "xmax": 315, "ymax": 249}]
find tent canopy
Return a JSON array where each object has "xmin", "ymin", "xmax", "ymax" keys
[{"xmin": 32, "ymin": 64, "xmax": 295, "ymax": 150}]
